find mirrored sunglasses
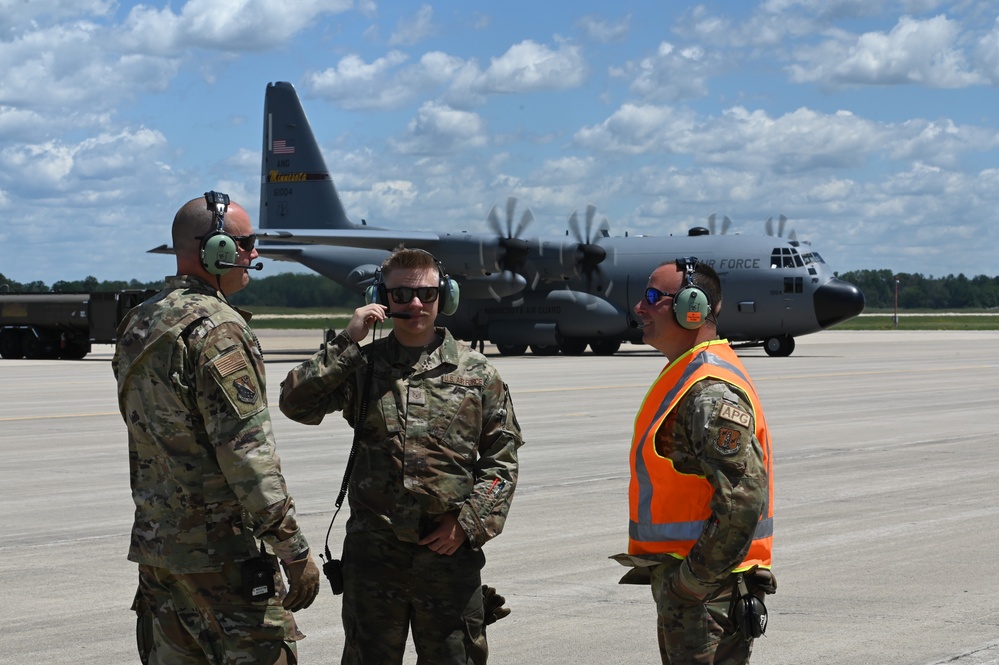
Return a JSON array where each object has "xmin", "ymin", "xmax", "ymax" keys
[{"xmin": 644, "ymin": 287, "xmax": 676, "ymax": 306}]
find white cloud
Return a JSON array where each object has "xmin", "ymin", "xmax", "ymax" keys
[
  {"xmin": 119, "ymin": 0, "xmax": 354, "ymax": 55},
  {"xmin": 612, "ymin": 41, "xmax": 717, "ymax": 102},
  {"xmin": 578, "ymin": 14, "xmax": 631, "ymax": 43},
  {"xmin": 305, "ymin": 51, "xmax": 414, "ymax": 110},
  {"xmin": 0, "ymin": 0, "xmax": 115, "ymax": 33},
  {"xmin": 789, "ymin": 14, "xmax": 984, "ymax": 87},
  {"xmin": 306, "ymin": 39, "xmax": 588, "ymax": 110},
  {"xmin": 973, "ymin": 17, "xmax": 999, "ymax": 84},
  {"xmin": 575, "ymin": 102, "xmax": 998, "ymax": 174},
  {"xmin": 0, "ymin": 22, "xmax": 179, "ymax": 113},
  {"xmin": 0, "ymin": 127, "xmax": 168, "ymax": 197},
  {"xmin": 390, "ymin": 102, "xmax": 487, "ymax": 155},
  {"xmin": 473, "ymin": 40, "xmax": 587, "ymax": 94},
  {"xmin": 389, "ymin": 4, "xmax": 437, "ymax": 46}
]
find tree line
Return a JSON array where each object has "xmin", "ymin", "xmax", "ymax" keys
[
  {"xmin": 0, "ymin": 272, "xmax": 363, "ymax": 309},
  {"xmin": 2, "ymin": 269, "xmax": 997, "ymax": 311},
  {"xmin": 837, "ymin": 269, "xmax": 999, "ymax": 310}
]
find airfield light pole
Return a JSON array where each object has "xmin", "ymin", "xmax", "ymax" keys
[{"xmin": 893, "ymin": 277, "xmax": 899, "ymax": 329}]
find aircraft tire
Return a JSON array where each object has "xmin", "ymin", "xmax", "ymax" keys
[
  {"xmin": 529, "ymin": 343, "xmax": 560, "ymax": 356},
  {"xmin": 559, "ymin": 338, "xmax": 588, "ymax": 355},
  {"xmin": 590, "ymin": 339, "xmax": 621, "ymax": 356},
  {"xmin": 0, "ymin": 330, "xmax": 24, "ymax": 359},
  {"xmin": 764, "ymin": 335, "xmax": 795, "ymax": 357},
  {"xmin": 496, "ymin": 343, "xmax": 528, "ymax": 356}
]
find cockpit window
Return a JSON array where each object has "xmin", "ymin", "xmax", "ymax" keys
[{"xmin": 771, "ymin": 247, "xmax": 813, "ymax": 269}]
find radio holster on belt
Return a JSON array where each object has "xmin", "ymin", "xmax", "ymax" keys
[
  {"xmin": 731, "ymin": 566, "xmax": 775, "ymax": 639},
  {"xmin": 241, "ymin": 542, "xmax": 276, "ymax": 603}
]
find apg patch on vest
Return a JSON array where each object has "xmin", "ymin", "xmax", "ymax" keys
[
  {"xmin": 718, "ymin": 402, "xmax": 752, "ymax": 428},
  {"xmin": 714, "ymin": 427, "xmax": 742, "ymax": 455}
]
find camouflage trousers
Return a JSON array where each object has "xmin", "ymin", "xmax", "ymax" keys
[
  {"xmin": 133, "ymin": 560, "xmax": 303, "ymax": 665},
  {"xmin": 340, "ymin": 529, "xmax": 487, "ymax": 665},
  {"xmin": 650, "ymin": 560, "xmax": 753, "ymax": 665}
]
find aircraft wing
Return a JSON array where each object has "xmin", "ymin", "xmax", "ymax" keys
[{"xmin": 259, "ymin": 229, "xmax": 442, "ymax": 250}]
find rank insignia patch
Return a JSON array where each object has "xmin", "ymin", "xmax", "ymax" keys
[
  {"xmin": 714, "ymin": 427, "xmax": 742, "ymax": 455},
  {"xmin": 233, "ymin": 375, "xmax": 258, "ymax": 404}
]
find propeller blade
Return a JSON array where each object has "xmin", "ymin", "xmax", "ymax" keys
[
  {"xmin": 707, "ymin": 213, "xmax": 716, "ymax": 235},
  {"xmin": 765, "ymin": 216, "xmax": 773, "ymax": 236},
  {"xmin": 487, "ymin": 205, "xmax": 503, "ymax": 237},
  {"xmin": 514, "ymin": 207, "xmax": 534, "ymax": 239},
  {"xmin": 721, "ymin": 215, "xmax": 732, "ymax": 235},
  {"xmin": 778, "ymin": 214, "xmax": 787, "ymax": 238},
  {"xmin": 505, "ymin": 197, "xmax": 517, "ymax": 236},
  {"xmin": 585, "ymin": 204, "xmax": 597, "ymax": 242},
  {"xmin": 568, "ymin": 210, "xmax": 582, "ymax": 244}
]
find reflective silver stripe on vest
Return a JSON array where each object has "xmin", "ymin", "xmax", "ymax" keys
[{"xmin": 630, "ymin": 515, "xmax": 773, "ymax": 543}]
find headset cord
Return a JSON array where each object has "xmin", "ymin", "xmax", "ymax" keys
[{"xmin": 321, "ymin": 322, "xmax": 379, "ymax": 565}]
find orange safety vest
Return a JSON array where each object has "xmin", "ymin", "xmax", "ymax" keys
[{"xmin": 628, "ymin": 340, "xmax": 773, "ymax": 570}]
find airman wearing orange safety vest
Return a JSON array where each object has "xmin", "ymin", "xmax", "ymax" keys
[{"xmin": 612, "ymin": 258, "xmax": 776, "ymax": 665}]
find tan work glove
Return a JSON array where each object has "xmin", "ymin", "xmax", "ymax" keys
[{"xmin": 282, "ymin": 553, "xmax": 321, "ymax": 612}]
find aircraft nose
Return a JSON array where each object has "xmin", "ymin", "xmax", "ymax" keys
[{"xmin": 814, "ymin": 278, "xmax": 865, "ymax": 329}]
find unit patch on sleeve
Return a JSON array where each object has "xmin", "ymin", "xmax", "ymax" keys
[
  {"xmin": 233, "ymin": 375, "xmax": 258, "ymax": 404},
  {"xmin": 718, "ymin": 402, "xmax": 752, "ymax": 428},
  {"xmin": 714, "ymin": 427, "xmax": 743, "ymax": 455}
]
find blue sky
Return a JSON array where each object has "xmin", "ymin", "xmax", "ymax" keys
[{"xmin": 2, "ymin": 0, "xmax": 998, "ymax": 284}]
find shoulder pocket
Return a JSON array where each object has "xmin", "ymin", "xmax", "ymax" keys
[{"xmin": 208, "ymin": 347, "xmax": 266, "ymax": 419}]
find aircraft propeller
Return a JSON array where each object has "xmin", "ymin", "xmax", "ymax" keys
[
  {"xmin": 485, "ymin": 196, "xmax": 540, "ymax": 300},
  {"xmin": 707, "ymin": 213, "xmax": 732, "ymax": 235},
  {"xmin": 566, "ymin": 204, "xmax": 614, "ymax": 306},
  {"xmin": 765, "ymin": 214, "xmax": 797, "ymax": 242}
]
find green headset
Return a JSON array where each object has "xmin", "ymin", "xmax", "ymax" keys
[
  {"xmin": 673, "ymin": 256, "xmax": 712, "ymax": 330},
  {"xmin": 199, "ymin": 191, "xmax": 238, "ymax": 276},
  {"xmin": 365, "ymin": 249, "xmax": 460, "ymax": 316}
]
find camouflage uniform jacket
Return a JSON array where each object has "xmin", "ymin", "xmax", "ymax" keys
[
  {"xmin": 279, "ymin": 327, "xmax": 522, "ymax": 548},
  {"xmin": 113, "ymin": 275, "xmax": 309, "ymax": 573},
  {"xmin": 616, "ymin": 365, "xmax": 768, "ymax": 595}
]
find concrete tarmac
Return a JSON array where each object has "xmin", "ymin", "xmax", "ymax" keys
[{"xmin": 2, "ymin": 329, "xmax": 998, "ymax": 664}]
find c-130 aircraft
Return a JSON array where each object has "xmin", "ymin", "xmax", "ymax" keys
[{"xmin": 254, "ymin": 81, "xmax": 864, "ymax": 357}]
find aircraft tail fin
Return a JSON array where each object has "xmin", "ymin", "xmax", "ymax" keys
[{"xmin": 260, "ymin": 81, "xmax": 355, "ymax": 230}]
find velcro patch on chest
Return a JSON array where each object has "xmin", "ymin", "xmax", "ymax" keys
[
  {"xmin": 718, "ymin": 402, "xmax": 751, "ymax": 428},
  {"xmin": 442, "ymin": 374, "xmax": 484, "ymax": 387},
  {"xmin": 714, "ymin": 427, "xmax": 742, "ymax": 455}
]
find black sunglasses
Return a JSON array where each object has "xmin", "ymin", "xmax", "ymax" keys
[
  {"xmin": 388, "ymin": 285, "xmax": 439, "ymax": 304},
  {"xmin": 231, "ymin": 234, "xmax": 256, "ymax": 251},
  {"xmin": 644, "ymin": 287, "xmax": 676, "ymax": 306}
]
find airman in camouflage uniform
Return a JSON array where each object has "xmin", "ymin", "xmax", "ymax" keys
[
  {"xmin": 614, "ymin": 259, "xmax": 775, "ymax": 665},
  {"xmin": 113, "ymin": 196, "xmax": 320, "ymax": 665},
  {"xmin": 279, "ymin": 247, "xmax": 522, "ymax": 665}
]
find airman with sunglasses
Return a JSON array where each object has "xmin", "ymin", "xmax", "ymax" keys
[
  {"xmin": 280, "ymin": 247, "xmax": 523, "ymax": 664},
  {"xmin": 613, "ymin": 259, "xmax": 776, "ymax": 664},
  {"xmin": 113, "ymin": 196, "xmax": 319, "ymax": 665}
]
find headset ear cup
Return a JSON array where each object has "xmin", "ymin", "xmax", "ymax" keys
[
  {"xmin": 440, "ymin": 278, "xmax": 459, "ymax": 316},
  {"xmin": 733, "ymin": 594, "xmax": 768, "ymax": 639},
  {"xmin": 201, "ymin": 233, "xmax": 236, "ymax": 276},
  {"xmin": 673, "ymin": 286, "xmax": 710, "ymax": 329}
]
